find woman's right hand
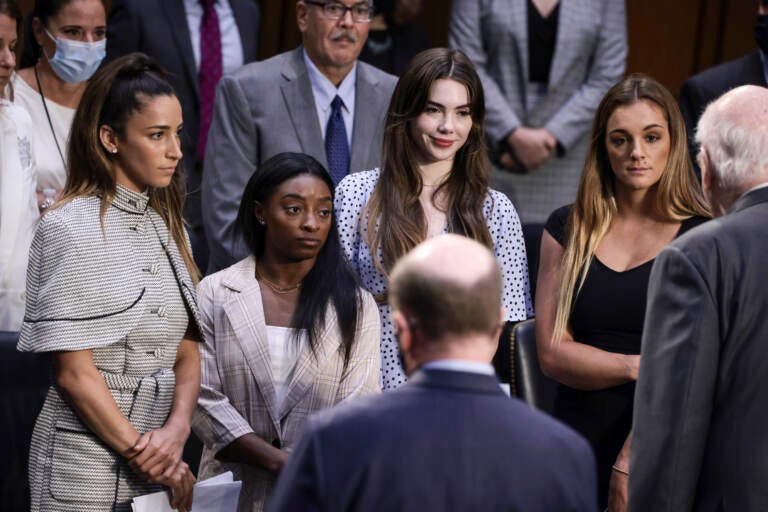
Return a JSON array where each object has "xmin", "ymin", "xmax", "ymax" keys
[{"xmin": 128, "ymin": 424, "xmax": 189, "ymax": 482}]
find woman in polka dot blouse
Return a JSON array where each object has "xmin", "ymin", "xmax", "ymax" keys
[{"xmin": 335, "ymin": 48, "xmax": 534, "ymax": 390}]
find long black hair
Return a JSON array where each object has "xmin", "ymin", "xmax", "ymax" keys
[{"xmin": 236, "ymin": 152, "xmax": 362, "ymax": 364}]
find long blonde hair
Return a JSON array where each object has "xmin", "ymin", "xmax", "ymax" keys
[
  {"xmin": 552, "ymin": 74, "xmax": 710, "ymax": 342},
  {"xmin": 56, "ymin": 53, "xmax": 199, "ymax": 282},
  {"xmin": 364, "ymin": 48, "xmax": 493, "ymax": 274}
]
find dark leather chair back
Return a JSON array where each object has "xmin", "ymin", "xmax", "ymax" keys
[
  {"xmin": 509, "ymin": 319, "xmax": 558, "ymax": 415},
  {"xmin": 0, "ymin": 331, "xmax": 50, "ymax": 512}
]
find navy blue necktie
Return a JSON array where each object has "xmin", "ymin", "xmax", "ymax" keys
[{"xmin": 325, "ymin": 95, "xmax": 350, "ymax": 186}]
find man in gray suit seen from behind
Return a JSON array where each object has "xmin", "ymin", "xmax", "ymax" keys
[
  {"xmin": 269, "ymin": 234, "xmax": 598, "ymax": 512},
  {"xmin": 202, "ymin": 0, "xmax": 397, "ymax": 273},
  {"xmin": 629, "ymin": 85, "xmax": 768, "ymax": 511}
]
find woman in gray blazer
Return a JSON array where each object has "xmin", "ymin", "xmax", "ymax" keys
[
  {"xmin": 450, "ymin": 0, "xmax": 628, "ymax": 223},
  {"xmin": 18, "ymin": 54, "xmax": 201, "ymax": 512},
  {"xmin": 193, "ymin": 153, "xmax": 381, "ymax": 512}
]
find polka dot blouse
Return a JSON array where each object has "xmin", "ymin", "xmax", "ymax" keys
[{"xmin": 335, "ymin": 169, "xmax": 534, "ymax": 390}]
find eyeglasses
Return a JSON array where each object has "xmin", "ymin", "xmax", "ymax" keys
[{"xmin": 304, "ymin": 1, "xmax": 374, "ymax": 23}]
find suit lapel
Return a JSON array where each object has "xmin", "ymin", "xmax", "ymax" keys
[
  {"xmin": 350, "ymin": 65, "xmax": 381, "ymax": 173},
  {"xmin": 230, "ymin": 0, "xmax": 257, "ymax": 61},
  {"xmin": 279, "ymin": 307, "xmax": 342, "ymax": 419},
  {"xmin": 221, "ymin": 267, "xmax": 281, "ymax": 428},
  {"xmin": 162, "ymin": 0, "xmax": 199, "ymax": 101},
  {"xmin": 548, "ymin": 0, "xmax": 573, "ymax": 89},
  {"xmin": 280, "ymin": 48, "xmax": 328, "ymax": 168},
  {"xmin": 511, "ymin": 0, "xmax": 529, "ymax": 86}
]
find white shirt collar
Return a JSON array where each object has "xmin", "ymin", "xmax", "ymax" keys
[
  {"xmin": 302, "ymin": 48, "xmax": 357, "ymax": 113},
  {"xmin": 421, "ymin": 359, "xmax": 496, "ymax": 376}
]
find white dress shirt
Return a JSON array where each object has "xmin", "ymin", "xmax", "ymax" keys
[{"xmin": 303, "ymin": 49, "xmax": 356, "ymax": 147}]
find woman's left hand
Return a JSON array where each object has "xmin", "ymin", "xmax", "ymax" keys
[
  {"xmin": 607, "ymin": 467, "xmax": 628, "ymax": 512},
  {"xmin": 129, "ymin": 421, "xmax": 190, "ymax": 482}
]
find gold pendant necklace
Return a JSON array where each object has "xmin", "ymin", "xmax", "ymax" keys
[{"xmin": 255, "ymin": 264, "xmax": 302, "ymax": 294}]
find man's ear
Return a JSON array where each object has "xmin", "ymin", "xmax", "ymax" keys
[
  {"xmin": 492, "ymin": 306, "xmax": 506, "ymax": 340},
  {"xmin": 296, "ymin": 1, "xmax": 309, "ymax": 33},
  {"xmin": 392, "ymin": 310, "xmax": 411, "ymax": 353},
  {"xmin": 699, "ymin": 147, "xmax": 714, "ymax": 192}
]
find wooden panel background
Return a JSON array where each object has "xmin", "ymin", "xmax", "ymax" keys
[{"xmin": 14, "ymin": 0, "xmax": 758, "ymax": 96}]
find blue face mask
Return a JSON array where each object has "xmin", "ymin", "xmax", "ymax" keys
[{"xmin": 44, "ymin": 29, "xmax": 106, "ymax": 83}]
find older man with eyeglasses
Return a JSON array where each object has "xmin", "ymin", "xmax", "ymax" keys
[{"xmin": 201, "ymin": 0, "xmax": 397, "ymax": 275}]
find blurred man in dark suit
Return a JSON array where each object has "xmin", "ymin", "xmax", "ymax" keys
[{"xmin": 270, "ymin": 234, "xmax": 598, "ymax": 512}]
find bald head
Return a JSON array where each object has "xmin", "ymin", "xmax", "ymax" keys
[
  {"xmin": 389, "ymin": 235, "xmax": 503, "ymax": 340},
  {"xmin": 696, "ymin": 85, "xmax": 768, "ymax": 211}
]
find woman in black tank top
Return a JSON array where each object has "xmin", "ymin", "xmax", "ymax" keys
[{"xmin": 535, "ymin": 74, "xmax": 711, "ymax": 510}]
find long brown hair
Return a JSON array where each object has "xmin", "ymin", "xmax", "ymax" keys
[
  {"xmin": 58, "ymin": 52, "xmax": 199, "ymax": 281},
  {"xmin": 552, "ymin": 73, "xmax": 710, "ymax": 342},
  {"xmin": 365, "ymin": 47, "xmax": 492, "ymax": 273}
]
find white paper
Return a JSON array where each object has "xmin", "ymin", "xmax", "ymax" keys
[{"xmin": 131, "ymin": 471, "xmax": 242, "ymax": 512}]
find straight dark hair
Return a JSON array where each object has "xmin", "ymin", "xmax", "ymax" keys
[{"xmin": 236, "ymin": 152, "xmax": 362, "ymax": 363}]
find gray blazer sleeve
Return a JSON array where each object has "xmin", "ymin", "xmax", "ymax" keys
[
  {"xmin": 449, "ymin": 0, "xmax": 522, "ymax": 143},
  {"xmin": 629, "ymin": 245, "xmax": 718, "ymax": 512},
  {"xmin": 201, "ymin": 75, "xmax": 257, "ymax": 273},
  {"xmin": 544, "ymin": 0, "xmax": 627, "ymax": 150}
]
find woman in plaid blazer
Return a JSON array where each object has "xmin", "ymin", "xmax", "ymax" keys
[
  {"xmin": 192, "ymin": 153, "xmax": 381, "ymax": 512},
  {"xmin": 18, "ymin": 54, "xmax": 202, "ymax": 511}
]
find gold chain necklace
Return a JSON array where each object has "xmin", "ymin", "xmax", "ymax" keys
[{"xmin": 255, "ymin": 263, "xmax": 302, "ymax": 294}]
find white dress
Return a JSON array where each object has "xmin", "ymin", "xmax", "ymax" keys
[
  {"xmin": 0, "ymin": 98, "xmax": 38, "ymax": 330},
  {"xmin": 10, "ymin": 72, "xmax": 75, "ymax": 192},
  {"xmin": 335, "ymin": 169, "xmax": 534, "ymax": 390}
]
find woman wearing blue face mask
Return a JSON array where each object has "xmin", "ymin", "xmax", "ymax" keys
[{"xmin": 11, "ymin": 0, "xmax": 106, "ymax": 212}]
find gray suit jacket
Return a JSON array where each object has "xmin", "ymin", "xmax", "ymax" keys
[
  {"xmin": 449, "ymin": 0, "xmax": 627, "ymax": 149},
  {"xmin": 201, "ymin": 48, "xmax": 397, "ymax": 273},
  {"xmin": 629, "ymin": 187, "xmax": 768, "ymax": 511}
]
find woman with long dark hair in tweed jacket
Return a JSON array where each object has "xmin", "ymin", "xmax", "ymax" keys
[{"xmin": 18, "ymin": 53, "xmax": 201, "ymax": 512}]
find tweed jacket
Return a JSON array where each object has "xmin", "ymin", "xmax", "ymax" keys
[
  {"xmin": 192, "ymin": 256, "xmax": 381, "ymax": 512},
  {"xmin": 449, "ymin": 0, "xmax": 627, "ymax": 223},
  {"xmin": 201, "ymin": 47, "xmax": 398, "ymax": 273},
  {"xmin": 18, "ymin": 187, "xmax": 201, "ymax": 511}
]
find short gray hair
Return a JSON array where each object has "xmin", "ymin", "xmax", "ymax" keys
[{"xmin": 695, "ymin": 97, "xmax": 768, "ymax": 190}]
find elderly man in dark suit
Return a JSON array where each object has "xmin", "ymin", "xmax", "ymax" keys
[
  {"xmin": 202, "ymin": 0, "xmax": 397, "ymax": 273},
  {"xmin": 269, "ymin": 234, "xmax": 598, "ymax": 512},
  {"xmin": 629, "ymin": 85, "xmax": 768, "ymax": 511},
  {"xmin": 679, "ymin": 0, "xmax": 768, "ymax": 176},
  {"xmin": 105, "ymin": 0, "xmax": 261, "ymax": 272}
]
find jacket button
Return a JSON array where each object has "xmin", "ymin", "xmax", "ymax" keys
[{"xmin": 271, "ymin": 439, "xmax": 281, "ymax": 449}]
